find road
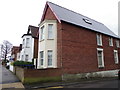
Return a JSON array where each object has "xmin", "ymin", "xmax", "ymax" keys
[
  {"xmin": 63, "ymin": 79, "xmax": 120, "ymax": 88},
  {"xmin": 0, "ymin": 64, "xmax": 24, "ymax": 89},
  {"xmin": 25, "ymin": 78, "xmax": 120, "ymax": 89}
]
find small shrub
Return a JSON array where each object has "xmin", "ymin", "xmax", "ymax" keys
[{"xmin": 13, "ymin": 61, "xmax": 34, "ymax": 69}]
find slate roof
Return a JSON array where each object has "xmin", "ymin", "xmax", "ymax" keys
[{"xmin": 45, "ymin": 2, "xmax": 118, "ymax": 38}]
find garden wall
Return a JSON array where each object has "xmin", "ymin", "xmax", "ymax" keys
[{"xmin": 14, "ymin": 66, "xmax": 62, "ymax": 84}]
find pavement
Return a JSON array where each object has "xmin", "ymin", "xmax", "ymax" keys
[{"xmin": 0, "ymin": 64, "xmax": 24, "ymax": 89}]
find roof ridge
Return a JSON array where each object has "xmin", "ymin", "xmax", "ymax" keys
[
  {"xmin": 47, "ymin": 1, "xmax": 104, "ymax": 25},
  {"xmin": 29, "ymin": 25, "xmax": 39, "ymax": 28}
]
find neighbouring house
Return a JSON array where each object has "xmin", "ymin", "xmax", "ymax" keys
[
  {"xmin": 37, "ymin": 1, "xmax": 120, "ymax": 80},
  {"xmin": 16, "ymin": 44, "xmax": 22, "ymax": 60},
  {"xmin": 20, "ymin": 25, "xmax": 39, "ymax": 66},
  {"xmin": 11, "ymin": 46, "xmax": 21, "ymax": 61}
]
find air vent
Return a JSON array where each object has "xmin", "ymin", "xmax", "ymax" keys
[{"xmin": 83, "ymin": 18, "xmax": 92, "ymax": 25}]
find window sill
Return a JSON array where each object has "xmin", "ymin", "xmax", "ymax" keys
[
  {"xmin": 40, "ymin": 39, "xmax": 44, "ymax": 42},
  {"xmin": 98, "ymin": 66, "xmax": 104, "ymax": 69},
  {"xmin": 115, "ymin": 63, "xmax": 119, "ymax": 64},
  {"xmin": 47, "ymin": 39, "xmax": 54, "ymax": 40},
  {"xmin": 25, "ymin": 47, "xmax": 30, "ymax": 48},
  {"xmin": 97, "ymin": 44, "xmax": 102, "ymax": 46},
  {"xmin": 109, "ymin": 45, "xmax": 113, "ymax": 47}
]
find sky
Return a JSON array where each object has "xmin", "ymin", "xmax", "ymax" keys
[{"xmin": 0, "ymin": 0, "xmax": 119, "ymax": 46}]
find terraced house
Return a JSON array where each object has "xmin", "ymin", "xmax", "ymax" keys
[{"xmin": 37, "ymin": 1, "xmax": 120, "ymax": 79}]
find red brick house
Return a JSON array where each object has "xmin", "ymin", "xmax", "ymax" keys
[
  {"xmin": 37, "ymin": 2, "xmax": 120, "ymax": 79},
  {"xmin": 11, "ymin": 46, "xmax": 21, "ymax": 61}
]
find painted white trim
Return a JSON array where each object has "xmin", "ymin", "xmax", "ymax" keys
[
  {"xmin": 116, "ymin": 40, "xmax": 120, "ymax": 48},
  {"xmin": 109, "ymin": 37, "xmax": 113, "ymax": 46},
  {"xmin": 114, "ymin": 50, "xmax": 119, "ymax": 64},
  {"xmin": 97, "ymin": 48, "xmax": 104, "ymax": 68},
  {"xmin": 97, "ymin": 34, "xmax": 102, "ymax": 46}
]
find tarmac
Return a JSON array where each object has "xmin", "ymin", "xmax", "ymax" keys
[{"xmin": 0, "ymin": 64, "xmax": 24, "ymax": 89}]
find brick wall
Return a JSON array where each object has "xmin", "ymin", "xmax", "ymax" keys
[
  {"xmin": 61, "ymin": 21, "xmax": 120, "ymax": 74},
  {"xmin": 24, "ymin": 68, "xmax": 62, "ymax": 78}
]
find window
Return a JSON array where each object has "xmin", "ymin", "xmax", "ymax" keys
[
  {"xmin": 97, "ymin": 48, "xmax": 104, "ymax": 68},
  {"xmin": 48, "ymin": 24, "xmax": 53, "ymax": 39},
  {"xmin": 48, "ymin": 50, "xmax": 53, "ymax": 66},
  {"xmin": 114, "ymin": 50, "xmax": 119, "ymax": 64},
  {"xmin": 40, "ymin": 26, "xmax": 44, "ymax": 40},
  {"xmin": 40, "ymin": 51, "xmax": 44, "ymax": 65},
  {"xmin": 97, "ymin": 34, "xmax": 102, "ymax": 46},
  {"xmin": 22, "ymin": 39, "xmax": 25, "ymax": 48},
  {"xmin": 109, "ymin": 37, "xmax": 113, "ymax": 46},
  {"xmin": 116, "ymin": 40, "xmax": 120, "ymax": 48},
  {"xmin": 83, "ymin": 18, "xmax": 92, "ymax": 25},
  {"xmin": 25, "ymin": 55, "xmax": 29, "ymax": 61},
  {"xmin": 26, "ymin": 38, "xmax": 30, "ymax": 47},
  {"xmin": 22, "ymin": 55, "xmax": 24, "ymax": 60}
]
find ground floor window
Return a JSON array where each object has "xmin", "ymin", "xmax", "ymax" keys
[
  {"xmin": 48, "ymin": 50, "xmax": 53, "ymax": 66},
  {"xmin": 40, "ymin": 51, "xmax": 44, "ymax": 65},
  {"xmin": 97, "ymin": 48, "xmax": 104, "ymax": 68},
  {"xmin": 25, "ymin": 55, "xmax": 29, "ymax": 61},
  {"xmin": 114, "ymin": 50, "xmax": 119, "ymax": 64}
]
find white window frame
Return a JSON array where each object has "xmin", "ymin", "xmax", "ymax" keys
[
  {"xmin": 22, "ymin": 55, "xmax": 24, "ymax": 61},
  {"xmin": 97, "ymin": 48, "xmax": 104, "ymax": 68},
  {"xmin": 40, "ymin": 51, "xmax": 44, "ymax": 66},
  {"xmin": 40, "ymin": 26, "xmax": 45, "ymax": 40},
  {"xmin": 109, "ymin": 37, "xmax": 113, "ymax": 46},
  {"xmin": 48, "ymin": 24, "xmax": 54, "ymax": 39},
  {"xmin": 114, "ymin": 50, "xmax": 119, "ymax": 64},
  {"xmin": 26, "ymin": 38, "xmax": 30, "ymax": 48},
  {"xmin": 25, "ymin": 55, "xmax": 29, "ymax": 62},
  {"xmin": 97, "ymin": 34, "xmax": 102, "ymax": 46},
  {"xmin": 22, "ymin": 39, "xmax": 25, "ymax": 48},
  {"xmin": 116, "ymin": 40, "xmax": 120, "ymax": 48},
  {"xmin": 47, "ymin": 50, "xmax": 53, "ymax": 67}
]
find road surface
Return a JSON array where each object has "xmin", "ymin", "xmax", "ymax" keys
[{"xmin": 0, "ymin": 64, "xmax": 24, "ymax": 89}]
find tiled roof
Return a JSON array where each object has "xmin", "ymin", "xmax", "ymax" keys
[
  {"xmin": 45, "ymin": 2, "xmax": 118, "ymax": 38},
  {"xmin": 28, "ymin": 25, "xmax": 39, "ymax": 38}
]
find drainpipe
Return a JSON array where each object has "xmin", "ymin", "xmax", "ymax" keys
[{"xmin": 60, "ymin": 23, "xmax": 64, "ymax": 81}]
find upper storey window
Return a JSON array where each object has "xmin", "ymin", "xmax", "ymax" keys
[
  {"xmin": 40, "ymin": 26, "xmax": 45, "ymax": 40},
  {"xmin": 26, "ymin": 38, "xmax": 30, "ymax": 48},
  {"xmin": 109, "ymin": 37, "xmax": 113, "ymax": 46},
  {"xmin": 22, "ymin": 39, "xmax": 25, "ymax": 48},
  {"xmin": 48, "ymin": 24, "xmax": 53, "ymax": 39},
  {"xmin": 116, "ymin": 40, "xmax": 120, "ymax": 48},
  {"xmin": 97, "ymin": 34, "xmax": 102, "ymax": 46}
]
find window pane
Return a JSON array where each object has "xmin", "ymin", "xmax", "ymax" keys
[
  {"xmin": 114, "ymin": 51, "xmax": 118, "ymax": 64},
  {"xmin": 48, "ymin": 50, "xmax": 53, "ymax": 66},
  {"xmin": 109, "ymin": 38, "xmax": 113, "ymax": 46},
  {"xmin": 26, "ymin": 38, "xmax": 30, "ymax": 47},
  {"xmin": 25, "ymin": 55, "xmax": 29, "ymax": 61},
  {"xmin": 40, "ymin": 51, "xmax": 44, "ymax": 65},
  {"xmin": 48, "ymin": 24, "xmax": 53, "ymax": 39},
  {"xmin": 116, "ymin": 40, "xmax": 120, "ymax": 47},
  {"xmin": 98, "ymin": 51, "xmax": 102, "ymax": 66},
  {"xmin": 41, "ymin": 26, "xmax": 44, "ymax": 40},
  {"xmin": 22, "ymin": 39, "xmax": 25, "ymax": 48},
  {"xmin": 97, "ymin": 34, "xmax": 102, "ymax": 45}
]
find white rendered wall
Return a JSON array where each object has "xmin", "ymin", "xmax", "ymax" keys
[
  {"xmin": 37, "ymin": 20, "xmax": 57, "ymax": 69},
  {"xmin": 20, "ymin": 35, "xmax": 34, "ymax": 62}
]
